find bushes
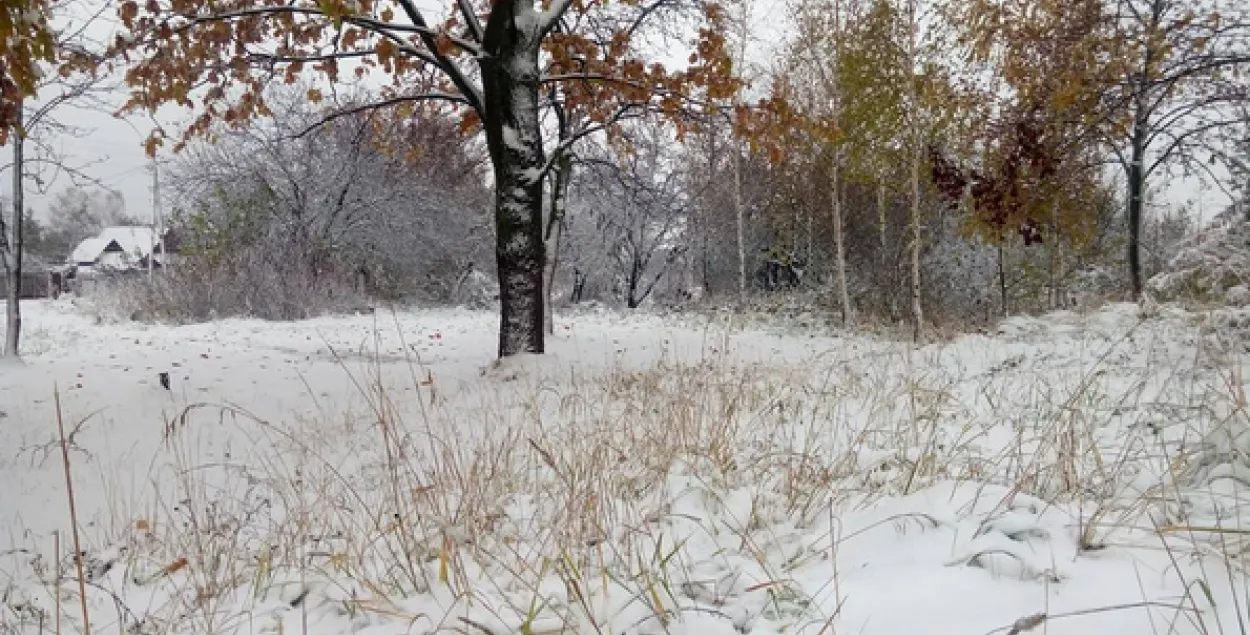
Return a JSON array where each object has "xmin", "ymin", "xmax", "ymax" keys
[
  {"xmin": 109, "ymin": 89, "xmax": 496, "ymax": 325},
  {"xmin": 83, "ymin": 257, "xmax": 369, "ymax": 325},
  {"xmin": 1147, "ymin": 218, "xmax": 1250, "ymax": 307}
]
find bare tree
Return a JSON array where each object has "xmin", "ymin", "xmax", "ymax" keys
[
  {"xmin": 565, "ymin": 125, "xmax": 692, "ymax": 309},
  {"xmin": 162, "ymin": 87, "xmax": 492, "ymax": 315}
]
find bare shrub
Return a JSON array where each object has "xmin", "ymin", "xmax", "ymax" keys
[
  {"xmin": 82, "ymin": 258, "xmax": 368, "ymax": 325},
  {"xmin": 136, "ymin": 85, "xmax": 493, "ymax": 322}
]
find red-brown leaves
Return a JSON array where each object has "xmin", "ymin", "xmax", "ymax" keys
[
  {"xmin": 120, "ymin": 1, "xmax": 140, "ymax": 27},
  {"xmin": 733, "ymin": 93, "xmax": 809, "ymax": 166},
  {"xmin": 111, "ymin": 0, "xmax": 741, "ymax": 157}
]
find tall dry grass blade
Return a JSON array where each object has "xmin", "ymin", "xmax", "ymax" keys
[{"xmin": 54, "ymin": 385, "xmax": 91, "ymax": 635}]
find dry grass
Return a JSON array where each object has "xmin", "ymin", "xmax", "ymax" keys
[{"xmin": 3, "ymin": 309, "xmax": 1250, "ymax": 635}]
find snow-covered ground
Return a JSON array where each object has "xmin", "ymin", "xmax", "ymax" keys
[{"xmin": 2, "ymin": 298, "xmax": 1249, "ymax": 635}]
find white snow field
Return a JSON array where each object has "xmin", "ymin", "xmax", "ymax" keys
[{"xmin": 3, "ymin": 298, "xmax": 1250, "ymax": 635}]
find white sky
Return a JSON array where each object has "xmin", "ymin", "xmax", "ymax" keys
[{"xmin": 0, "ymin": 0, "xmax": 1234, "ymax": 227}]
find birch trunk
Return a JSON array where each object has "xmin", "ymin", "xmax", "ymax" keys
[
  {"xmin": 732, "ymin": 0, "xmax": 749, "ymax": 303},
  {"xmin": 877, "ymin": 179, "xmax": 891, "ymax": 317},
  {"xmin": 1048, "ymin": 200, "xmax": 1060, "ymax": 309},
  {"xmin": 702, "ymin": 129, "xmax": 718, "ymax": 295},
  {"xmin": 997, "ymin": 243, "xmax": 1007, "ymax": 316},
  {"xmin": 830, "ymin": 0, "xmax": 851, "ymax": 326},
  {"xmin": 483, "ymin": 2, "xmax": 546, "ymax": 357}
]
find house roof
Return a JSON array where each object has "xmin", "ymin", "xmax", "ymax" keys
[
  {"xmin": 70, "ymin": 237, "xmax": 107, "ymax": 264},
  {"xmin": 69, "ymin": 226, "xmax": 164, "ymax": 266},
  {"xmin": 97, "ymin": 226, "xmax": 157, "ymax": 256}
]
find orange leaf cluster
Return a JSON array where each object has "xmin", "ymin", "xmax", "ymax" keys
[
  {"xmin": 111, "ymin": 0, "xmax": 747, "ymax": 156},
  {"xmin": 1, "ymin": 0, "xmax": 56, "ymax": 141},
  {"xmin": 113, "ymin": 0, "xmax": 439, "ymax": 153},
  {"xmin": 734, "ymin": 87, "xmax": 811, "ymax": 166}
]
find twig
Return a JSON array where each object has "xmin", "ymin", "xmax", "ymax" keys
[
  {"xmin": 982, "ymin": 601, "xmax": 1195, "ymax": 635},
  {"xmin": 54, "ymin": 531, "xmax": 61, "ymax": 635},
  {"xmin": 55, "ymin": 385, "xmax": 92, "ymax": 635}
]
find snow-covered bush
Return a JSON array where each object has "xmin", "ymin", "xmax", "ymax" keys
[
  {"xmin": 153, "ymin": 86, "xmax": 492, "ymax": 320},
  {"xmin": 1147, "ymin": 219, "xmax": 1250, "ymax": 306},
  {"xmin": 83, "ymin": 248, "xmax": 370, "ymax": 324}
]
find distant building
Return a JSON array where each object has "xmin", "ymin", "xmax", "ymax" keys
[{"xmin": 68, "ymin": 227, "xmax": 179, "ymax": 274}]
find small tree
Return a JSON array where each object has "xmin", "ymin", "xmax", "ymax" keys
[{"xmin": 567, "ymin": 122, "xmax": 692, "ymax": 309}]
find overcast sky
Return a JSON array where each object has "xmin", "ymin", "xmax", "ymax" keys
[{"xmin": 1, "ymin": 0, "xmax": 1234, "ymax": 228}]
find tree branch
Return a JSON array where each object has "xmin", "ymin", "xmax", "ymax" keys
[
  {"xmin": 539, "ymin": 0, "xmax": 580, "ymax": 37},
  {"xmin": 1146, "ymin": 118, "xmax": 1245, "ymax": 179},
  {"xmin": 1144, "ymin": 97, "xmax": 1226, "ymax": 150},
  {"xmin": 624, "ymin": 0, "xmax": 675, "ymax": 39},
  {"xmin": 176, "ymin": 6, "xmax": 482, "ymax": 55},
  {"xmin": 290, "ymin": 93, "xmax": 472, "ymax": 140},
  {"xmin": 536, "ymin": 103, "xmax": 645, "ymax": 183},
  {"xmin": 248, "ymin": 49, "xmax": 378, "ymax": 66},
  {"xmin": 169, "ymin": 3, "xmax": 485, "ymax": 116},
  {"xmin": 456, "ymin": 0, "xmax": 485, "ymax": 43},
  {"xmin": 393, "ymin": 0, "xmax": 485, "ymax": 115}
]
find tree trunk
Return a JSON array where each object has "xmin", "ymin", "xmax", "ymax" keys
[
  {"xmin": 702, "ymin": 130, "xmax": 718, "ymax": 296},
  {"xmin": 997, "ymin": 242, "xmax": 1008, "ymax": 316},
  {"xmin": 732, "ymin": 0, "xmax": 750, "ymax": 303},
  {"xmin": 877, "ymin": 179, "xmax": 891, "ymax": 317},
  {"xmin": 828, "ymin": 0, "xmax": 851, "ymax": 326},
  {"xmin": 3, "ymin": 104, "xmax": 24, "ymax": 358},
  {"xmin": 482, "ymin": 2, "xmax": 546, "ymax": 357},
  {"xmin": 1127, "ymin": 93, "xmax": 1148, "ymax": 300},
  {"xmin": 544, "ymin": 153, "xmax": 572, "ymax": 335},
  {"xmin": 907, "ymin": 0, "xmax": 923, "ymax": 342},
  {"xmin": 832, "ymin": 162, "xmax": 852, "ymax": 326},
  {"xmin": 734, "ymin": 139, "xmax": 746, "ymax": 301},
  {"xmin": 806, "ymin": 196, "xmax": 814, "ymax": 266},
  {"xmin": 626, "ymin": 254, "xmax": 639, "ymax": 308},
  {"xmin": 910, "ymin": 143, "xmax": 923, "ymax": 342},
  {"xmin": 1049, "ymin": 199, "xmax": 1060, "ymax": 309}
]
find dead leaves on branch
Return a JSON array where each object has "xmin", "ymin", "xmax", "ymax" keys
[
  {"xmin": 0, "ymin": 0, "xmax": 55, "ymax": 141},
  {"xmin": 112, "ymin": 0, "xmax": 751, "ymax": 157},
  {"xmin": 2, "ymin": 0, "xmax": 118, "ymax": 143}
]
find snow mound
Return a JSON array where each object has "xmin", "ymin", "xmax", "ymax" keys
[{"xmin": 1147, "ymin": 219, "xmax": 1250, "ymax": 306}]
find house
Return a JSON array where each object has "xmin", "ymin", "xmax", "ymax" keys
[{"xmin": 69, "ymin": 226, "xmax": 179, "ymax": 274}]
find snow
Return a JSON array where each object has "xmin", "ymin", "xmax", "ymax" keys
[
  {"xmin": 500, "ymin": 125, "xmax": 524, "ymax": 154},
  {"xmin": 69, "ymin": 238, "xmax": 106, "ymax": 265},
  {"xmin": 1148, "ymin": 218, "xmax": 1250, "ymax": 306},
  {"xmin": 95, "ymin": 227, "xmax": 158, "ymax": 256},
  {"xmin": 2, "ymin": 298, "xmax": 1249, "ymax": 635}
]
